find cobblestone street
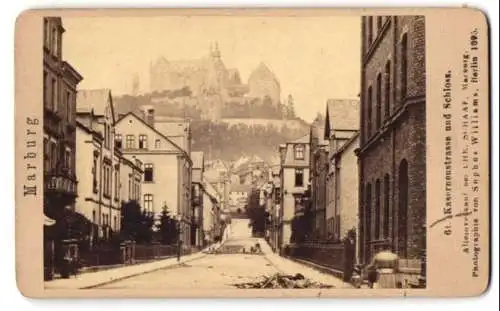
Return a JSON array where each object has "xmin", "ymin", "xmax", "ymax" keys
[
  {"xmin": 97, "ymin": 252, "xmax": 278, "ymax": 289},
  {"xmin": 87, "ymin": 219, "xmax": 351, "ymax": 290}
]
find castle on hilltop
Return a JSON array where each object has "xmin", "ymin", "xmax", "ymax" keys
[{"xmin": 149, "ymin": 42, "xmax": 281, "ymax": 106}]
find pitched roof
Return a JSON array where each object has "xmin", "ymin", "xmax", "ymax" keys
[
  {"xmin": 324, "ymin": 99, "xmax": 360, "ymax": 139},
  {"xmin": 248, "ymin": 62, "xmax": 280, "ymax": 86},
  {"xmin": 76, "ymin": 89, "xmax": 114, "ymax": 120},
  {"xmin": 191, "ymin": 151, "xmax": 204, "ymax": 169},
  {"xmin": 154, "ymin": 120, "xmax": 190, "ymax": 137},
  {"xmin": 283, "ymin": 134, "xmax": 310, "ymax": 167},
  {"xmin": 115, "ymin": 112, "xmax": 191, "ymax": 163},
  {"xmin": 291, "ymin": 133, "xmax": 310, "ymax": 144},
  {"xmin": 154, "ymin": 120, "xmax": 191, "ymax": 152},
  {"xmin": 311, "ymin": 124, "xmax": 329, "ymax": 146}
]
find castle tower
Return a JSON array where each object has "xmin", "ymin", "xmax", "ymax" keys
[
  {"xmin": 247, "ymin": 62, "xmax": 281, "ymax": 105},
  {"xmin": 210, "ymin": 41, "xmax": 221, "ymax": 59},
  {"xmin": 131, "ymin": 73, "xmax": 140, "ymax": 96}
]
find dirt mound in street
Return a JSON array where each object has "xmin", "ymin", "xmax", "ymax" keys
[{"xmin": 233, "ymin": 273, "xmax": 334, "ymax": 289}]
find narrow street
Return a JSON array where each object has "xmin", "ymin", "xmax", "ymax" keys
[
  {"xmin": 98, "ymin": 219, "xmax": 276, "ymax": 289},
  {"xmin": 98, "ymin": 252, "xmax": 278, "ymax": 289},
  {"xmin": 96, "ymin": 219, "xmax": 349, "ymax": 290}
]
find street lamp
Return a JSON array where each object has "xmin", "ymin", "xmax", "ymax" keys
[{"xmin": 176, "ymin": 214, "xmax": 182, "ymax": 262}]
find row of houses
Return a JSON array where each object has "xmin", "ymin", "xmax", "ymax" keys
[
  {"xmin": 261, "ymin": 15, "xmax": 426, "ymax": 287},
  {"xmin": 43, "ymin": 17, "xmax": 224, "ymax": 277}
]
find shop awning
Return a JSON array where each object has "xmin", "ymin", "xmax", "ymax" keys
[{"xmin": 44, "ymin": 214, "xmax": 56, "ymax": 226}]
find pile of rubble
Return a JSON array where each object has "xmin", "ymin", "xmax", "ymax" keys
[{"xmin": 233, "ymin": 273, "xmax": 334, "ymax": 289}]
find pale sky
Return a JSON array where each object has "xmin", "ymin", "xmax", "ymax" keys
[{"xmin": 62, "ymin": 15, "xmax": 361, "ymax": 122}]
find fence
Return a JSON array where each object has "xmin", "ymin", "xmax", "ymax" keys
[
  {"xmin": 78, "ymin": 243, "xmax": 194, "ymax": 269},
  {"xmin": 284, "ymin": 243, "xmax": 350, "ymax": 273}
]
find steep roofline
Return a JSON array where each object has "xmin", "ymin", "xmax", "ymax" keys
[
  {"xmin": 76, "ymin": 119, "xmax": 103, "ymax": 140},
  {"xmin": 333, "ymin": 131, "xmax": 360, "ymax": 158},
  {"xmin": 116, "ymin": 112, "xmax": 193, "ymax": 165}
]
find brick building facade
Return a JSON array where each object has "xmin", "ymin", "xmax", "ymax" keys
[
  {"xmin": 43, "ymin": 17, "xmax": 83, "ymax": 279},
  {"xmin": 309, "ymin": 120, "xmax": 328, "ymax": 241},
  {"xmin": 357, "ymin": 16, "xmax": 426, "ymax": 272}
]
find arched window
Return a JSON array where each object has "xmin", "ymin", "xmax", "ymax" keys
[
  {"xmin": 367, "ymin": 86, "xmax": 373, "ymax": 138},
  {"xmin": 398, "ymin": 159, "xmax": 409, "ymax": 257},
  {"xmin": 367, "ymin": 16, "xmax": 373, "ymax": 44},
  {"xmin": 365, "ymin": 183, "xmax": 372, "ymax": 261},
  {"xmin": 401, "ymin": 34, "xmax": 408, "ymax": 100},
  {"xmin": 375, "ymin": 179, "xmax": 381, "ymax": 239},
  {"xmin": 383, "ymin": 174, "xmax": 390, "ymax": 238},
  {"xmin": 384, "ymin": 60, "xmax": 391, "ymax": 118},
  {"xmin": 377, "ymin": 16, "xmax": 383, "ymax": 31},
  {"xmin": 376, "ymin": 74, "xmax": 382, "ymax": 128}
]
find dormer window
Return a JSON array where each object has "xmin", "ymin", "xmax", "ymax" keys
[{"xmin": 294, "ymin": 144, "xmax": 305, "ymax": 160}]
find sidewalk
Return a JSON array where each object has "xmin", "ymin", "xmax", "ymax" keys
[
  {"xmin": 257, "ymin": 238, "xmax": 353, "ymax": 289},
  {"xmin": 45, "ymin": 244, "xmax": 221, "ymax": 290}
]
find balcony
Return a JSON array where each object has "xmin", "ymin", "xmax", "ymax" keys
[{"xmin": 44, "ymin": 172, "xmax": 78, "ymax": 197}]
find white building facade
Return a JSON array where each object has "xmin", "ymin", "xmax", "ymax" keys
[{"xmin": 114, "ymin": 112, "xmax": 193, "ymax": 245}]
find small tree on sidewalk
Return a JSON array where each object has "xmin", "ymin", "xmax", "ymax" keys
[
  {"xmin": 120, "ymin": 200, "xmax": 154, "ymax": 244},
  {"xmin": 156, "ymin": 204, "xmax": 179, "ymax": 245}
]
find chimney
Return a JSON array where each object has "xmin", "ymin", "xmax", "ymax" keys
[
  {"xmin": 140, "ymin": 106, "xmax": 155, "ymax": 127},
  {"xmin": 146, "ymin": 108, "xmax": 155, "ymax": 127}
]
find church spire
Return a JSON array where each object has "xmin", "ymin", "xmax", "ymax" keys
[{"xmin": 211, "ymin": 41, "xmax": 221, "ymax": 58}]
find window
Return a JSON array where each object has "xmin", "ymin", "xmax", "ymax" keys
[
  {"xmin": 383, "ymin": 174, "xmax": 390, "ymax": 238},
  {"xmin": 43, "ymin": 138, "xmax": 50, "ymax": 172},
  {"xmin": 43, "ymin": 72, "xmax": 48, "ymax": 107},
  {"xmin": 51, "ymin": 78, "xmax": 57, "ymax": 111},
  {"xmin": 335, "ymin": 161, "xmax": 341, "ymax": 235},
  {"xmin": 376, "ymin": 73, "xmax": 382, "ymax": 128},
  {"xmin": 384, "ymin": 61, "xmax": 391, "ymax": 118},
  {"xmin": 294, "ymin": 168, "xmax": 304, "ymax": 187},
  {"xmin": 143, "ymin": 194, "xmax": 153, "ymax": 212},
  {"xmin": 104, "ymin": 126, "xmax": 108, "ymax": 148},
  {"xmin": 294, "ymin": 144, "xmax": 305, "ymax": 160},
  {"xmin": 375, "ymin": 179, "xmax": 381, "ymax": 239},
  {"xmin": 43, "ymin": 18, "xmax": 49, "ymax": 47},
  {"xmin": 64, "ymin": 148, "xmax": 71, "ymax": 172},
  {"xmin": 115, "ymin": 134, "xmax": 122, "ymax": 148},
  {"xmin": 92, "ymin": 155, "xmax": 98, "ymax": 193},
  {"xmin": 144, "ymin": 163, "xmax": 154, "ymax": 182},
  {"xmin": 125, "ymin": 135, "xmax": 135, "ymax": 149},
  {"xmin": 114, "ymin": 216, "xmax": 117, "ymax": 231},
  {"xmin": 398, "ymin": 159, "xmax": 409, "ymax": 257},
  {"xmin": 106, "ymin": 125, "xmax": 111, "ymax": 148},
  {"xmin": 138, "ymin": 134, "xmax": 148, "ymax": 149},
  {"xmin": 365, "ymin": 183, "xmax": 372, "ymax": 261},
  {"xmin": 274, "ymin": 188, "xmax": 281, "ymax": 204},
  {"xmin": 92, "ymin": 210, "xmax": 96, "ymax": 223},
  {"xmin": 104, "ymin": 125, "xmax": 111, "ymax": 149},
  {"xmin": 51, "ymin": 27, "xmax": 57, "ymax": 56},
  {"xmin": 376, "ymin": 16, "xmax": 383, "ymax": 31},
  {"xmin": 50, "ymin": 141, "xmax": 57, "ymax": 171},
  {"xmin": 367, "ymin": 86, "xmax": 373, "ymax": 137},
  {"xmin": 367, "ymin": 16, "xmax": 373, "ymax": 45},
  {"xmin": 155, "ymin": 139, "xmax": 161, "ymax": 149},
  {"xmin": 66, "ymin": 92, "xmax": 72, "ymax": 123},
  {"xmin": 101, "ymin": 213, "xmax": 105, "ymax": 226},
  {"xmin": 109, "ymin": 167, "xmax": 113, "ymax": 197},
  {"xmin": 103, "ymin": 165, "xmax": 108, "ymax": 196},
  {"xmin": 401, "ymin": 33, "xmax": 408, "ymax": 100},
  {"xmin": 114, "ymin": 169, "xmax": 120, "ymax": 200},
  {"xmin": 128, "ymin": 177, "xmax": 132, "ymax": 200}
]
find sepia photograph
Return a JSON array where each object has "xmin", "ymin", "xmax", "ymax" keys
[{"xmin": 40, "ymin": 13, "xmax": 427, "ymax": 291}]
